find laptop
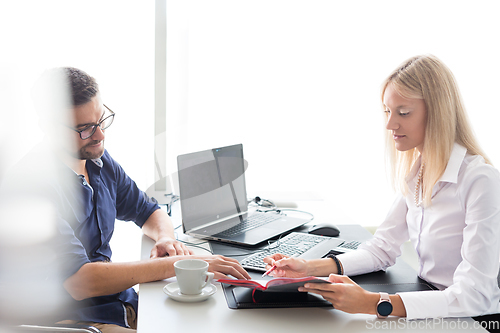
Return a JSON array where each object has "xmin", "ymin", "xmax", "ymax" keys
[{"xmin": 177, "ymin": 144, "xmax": 309, "ymax": 246}]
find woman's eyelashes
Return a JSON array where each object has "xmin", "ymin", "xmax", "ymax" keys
[{"xmin": 384, "ymin": 109, "xmax": 411, "ymax": 116}]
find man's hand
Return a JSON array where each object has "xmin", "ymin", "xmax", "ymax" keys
[
  {"xmin": 150, "ymin": 237, "xmax": 194, "ymax": 258},
  {"xmin": 192, "ymin": 255, "xmax": 251, "ymax": 280}
]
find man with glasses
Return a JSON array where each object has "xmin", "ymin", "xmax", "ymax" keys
[{"xmin": 27, "ymin": 67, "xmax": 250, "ymax": 333}]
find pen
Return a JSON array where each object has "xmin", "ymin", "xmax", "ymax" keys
[
  {"xmin": 262, "ymin": 265, "xmax": 277, "ymax": 278},
  {"xmin": 262, "ymin": 253, "xmax": 298, "ymax": 277}
]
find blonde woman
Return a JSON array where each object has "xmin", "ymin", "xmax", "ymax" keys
[{"xmin": 264, "ymin": 55, "xmax": 500, "ymax": 320}]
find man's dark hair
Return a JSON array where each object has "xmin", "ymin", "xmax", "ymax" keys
[{"xmin": 63, "ymin": 67, "xmax": 99, "ymax": 106}]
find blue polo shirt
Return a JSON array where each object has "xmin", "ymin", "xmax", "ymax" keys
[{"xmin": 52, "ymin": 149, "xmax": 159, "ymax": 327}]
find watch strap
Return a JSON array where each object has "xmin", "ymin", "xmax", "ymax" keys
[{"xmin": 376, "ymin": 292, "xmax": 392, "ymax": 319}]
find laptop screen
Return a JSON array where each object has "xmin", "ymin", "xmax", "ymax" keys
[{"xmin": 177, "ymin": 144, "xmax": 248, "ymax": 234}]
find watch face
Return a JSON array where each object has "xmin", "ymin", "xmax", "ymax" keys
[{"xmin": 377, "ymin": 301, "xmax": 393, "ymax": 317}]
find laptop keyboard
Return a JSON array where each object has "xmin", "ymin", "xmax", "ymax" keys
[
  {"xmin": 240, "ymin": 233, "xmax": 361, "ymax": 272},
  {"xmin": 214, "ymin": 213, "xmax": 281, "ymax": 237}
]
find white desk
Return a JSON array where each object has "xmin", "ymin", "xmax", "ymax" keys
[
  {"xmin": 137, "ymin": 236, "xmax": 485, "ymax": 332},
  {"xmin": 137, "ymin": 201, "xmax": 486, "ymax": 332}
]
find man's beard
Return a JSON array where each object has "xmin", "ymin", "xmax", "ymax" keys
[{"xmin": 78, "ymin": 140, "xmax": 105, "ymax": 160}]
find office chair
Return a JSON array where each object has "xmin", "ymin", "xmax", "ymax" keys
[{"xmin": 12, "ymin": 323, "xmax": 102, "ymax": 333}]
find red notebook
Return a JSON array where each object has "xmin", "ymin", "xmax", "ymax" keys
[{"xmin": 217, "ymin": 276, "xmax": 330, "ymax": 293}]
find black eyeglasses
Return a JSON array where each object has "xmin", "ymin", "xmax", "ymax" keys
[{"xmin": 71, "ymin": 104, "xmax": 115, "ymax": 140}]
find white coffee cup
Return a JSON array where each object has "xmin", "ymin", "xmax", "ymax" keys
[{"xmin": 174, "ymin": 259, "xmax": 215, "ymax": 295}]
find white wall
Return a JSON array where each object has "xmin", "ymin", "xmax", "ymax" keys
[
  {"xmin": 166, "ymin": 0, "xmax": 500, "ymax": 226},
  {"xmin": 0, "ymin": 0, "xmax": 155, "ymax": 191},
  {"xmin": 2, "ymin": 0, "xmax": 500, "ymax": 232}
]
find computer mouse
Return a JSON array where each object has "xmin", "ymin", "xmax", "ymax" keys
[{"xmin": 307, "ymin": 223, "xmax": 340, "ymax": 237}]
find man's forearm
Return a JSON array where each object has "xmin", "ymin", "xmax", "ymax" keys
[
  {"xmin": 142, "ymin": 209, "xmax": 175, "ymax": 241},
  {"xmin": 63, "ymin": 257, "xmax": 178, "ymax": 301}
]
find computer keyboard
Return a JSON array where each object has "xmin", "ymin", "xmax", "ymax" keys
[
  {"xmin": 332, "ymin": 240, "xmax": 361, "ymax": 252},
  {"xmin": 240, "ymin": 232, "xmax": 361, "ymax": 272},
  {"xmin": 214, "ymin": 213, "xmax": 281, "ymax": 237}
]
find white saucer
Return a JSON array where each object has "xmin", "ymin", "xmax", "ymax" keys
[{"xmin": 163, "ymin": 282, "xmax": 217, "ymax": 302}]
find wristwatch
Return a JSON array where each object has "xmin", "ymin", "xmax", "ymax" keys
[{"xmin": 376, "ymin": 292, "xmax": 393, "ymax": 319}]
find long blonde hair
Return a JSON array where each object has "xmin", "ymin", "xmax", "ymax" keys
[{"xmin": 382, "ymin": 54, "xmax": 490, "ymax": 206}]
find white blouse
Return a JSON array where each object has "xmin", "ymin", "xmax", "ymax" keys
[{"xmin": 338, "ymin": 143, "xmax": 500, "ymax": 319}]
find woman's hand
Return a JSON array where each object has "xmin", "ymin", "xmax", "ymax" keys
[
  {"xmin": 263, "ymin": 254, "xmax": 309, "ymax": 278},
  {"xmin": 150, "ymin": 237, "xmax": 194, "ymax": 257},
  {"xmin": 298, "ymin": 274, "xmax": 379, "ymax": 314}
]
